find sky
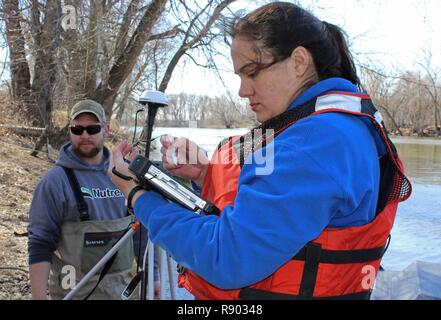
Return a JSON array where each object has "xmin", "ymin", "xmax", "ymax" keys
[
  {"xmin": 1, "ymin": 0, "xmax": 440, "ymax": 98},
  {"xmin": 167, "ymin": 0, "xmax": 441, "ymax": 97}
]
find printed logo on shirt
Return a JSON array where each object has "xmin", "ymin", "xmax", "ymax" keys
[
  {"xmin": 81, "ymin": 186, "xmax": 124, "ymax": 199},
  {"xmin": 81, "ymin": 187, "xmax": 94, "ymax": 199}
]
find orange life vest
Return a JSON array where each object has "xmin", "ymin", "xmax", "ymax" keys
[{"xmin": 178, "ymin": 92, "xmax": 412, "ymax": 300}]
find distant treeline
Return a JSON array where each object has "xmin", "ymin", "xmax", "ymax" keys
[
  {"xmin": 361, "ymin": 66, "xmax": 441, "ymax": 137},
  {"xmin": 121, "ymin": 68, "xmax": 441, "ymax": 137},
  {"xmin": 120, "ymin": 92, "xmax": 258, "ymax": 129}
]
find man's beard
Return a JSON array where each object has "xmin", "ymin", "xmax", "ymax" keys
[{"xmin": 73, "ymin": 142, "xmax": 102, "ymax": 159}]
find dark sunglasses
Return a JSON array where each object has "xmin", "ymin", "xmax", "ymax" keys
[{"xmin": 69, "ymin": 124, "xmax": 102, "ymax": 135}]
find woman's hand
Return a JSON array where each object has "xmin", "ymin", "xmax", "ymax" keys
[{"xmin": 160, "ymin": 135, "xmax": 210, "ymax": 187}]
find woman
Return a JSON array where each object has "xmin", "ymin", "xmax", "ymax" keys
[{"xmin": 110, "ymin": 2, "xmax": 411, "ymax": 300}]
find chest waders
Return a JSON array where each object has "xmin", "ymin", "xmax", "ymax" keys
[{"xmin": 48, "ymin": 167, "xmax": 134, "ymax": 300}]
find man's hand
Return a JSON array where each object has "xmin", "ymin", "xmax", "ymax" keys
[{"xmin": 108, "ymin": 141, "xmax": 140, "ymax": 196}]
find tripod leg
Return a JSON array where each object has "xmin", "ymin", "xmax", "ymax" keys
[
  {"xmin": 167, "ymin": 254, "xmax": 177, "ymax": 300},
  {"xmin": 147, "ymin": 240, "xmax": 155, "ymax": 300},
  {"xmin": 140, "ymin": 237, "xmax": 149, "ymax": 300},
  {"xmin": 159, "ymin": 247, "xmax": 167, "ymax": 300}
]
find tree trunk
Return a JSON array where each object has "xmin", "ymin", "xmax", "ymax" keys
[
  {"xmin": 30, "ymin": 0, "xmax": 62, "ymax": 154},
  {"xmin": 438, "ymin": 106, "xmax": 441, "ymax": 136},
  {"xmin": 92, "ymin": 0, "xmax": 167, "ymax": 115},
  {"xmin": 435, "ymin": 105, "xmax": 440, "ymax": 137},
  {"xmin": 32, "ymin": 0, "xmax": 61, "ymax": 119},
  {"xmin": 378, "ymin": 105, "xmax": 403, "ymax": 136},
  {"xmin": 112, "ymin": 0, "xmax": 143, "ymax": 59},
  {"xmin": 4, "ymin": 0, "xmax": 33, "ymax": 118},
  {"xmin": 62, "ymin": 1, "xmax": 87, "ymax": 105},
  {"xmin": 115, "ymin": 82, "xmax": 131, "ymax": 122},
  {"xmin": 84, "ymin": 0, "xmax": 99, "ymax": 97}
]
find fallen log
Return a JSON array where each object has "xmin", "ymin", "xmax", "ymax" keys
[{"xmin": 0, "ymin": 125, "xmax": 45, "ymax": 137}]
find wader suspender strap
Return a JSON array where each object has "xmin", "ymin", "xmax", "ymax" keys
[
  {"xmin": 61, "ymin": 166, "xmax": 125, "ymax": 299},
  {"xmin": 62, "ymin": 167, "xmax": 90, "ymax": 221}
]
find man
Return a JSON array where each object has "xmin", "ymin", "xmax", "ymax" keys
[{"xmin": 28, "ymin": 99, "xmax": 156, "ymax": 300}]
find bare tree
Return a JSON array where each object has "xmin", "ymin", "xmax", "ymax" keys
[
  {"xmin": 157, "ymin": 0, "xmax": 236, "ymax": 92},
  {"xmin": 417, "ymin": 49, "xmax": 441, "ymax": 136},
  {"xmin": 4, "ymin": 0, "xmax": 64, "ymax": 155},
  {"xmin": 4, "ymin": 0, "xmax": 32, "ymax": 118},
  {"xmin": 361, "ymin": 66, "xmax": 404, "ymax": 135},
  {"xmin": 91, "ymin": 0, "xmax": 168, "ymax": 114}
]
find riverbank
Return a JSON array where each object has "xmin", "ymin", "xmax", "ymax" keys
[{"xmin": 0, "ymin": 128, "xmax": 440, "ymax": 300}]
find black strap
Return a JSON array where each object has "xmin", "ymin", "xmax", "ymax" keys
[
  {"xmin": 379, "ymin": 235, "xmax": 392, "ymax": 271},
  {"xmin": 291, "ymin": 242, "xmax": 386, "ymax": 299},
  {"xmin": 239, "ymin": 287, "xmax": 371, "ymax": 300},
  {"xmin": 62, "ymin": 167, "xmax": 90, "ymax": 221},
  {"xmin": 127, "ymin": 186, "xmax": 145, "ymax": 214},
  {"xmin": 234, "ymin": 98, "xmax": 318, "ymax": 168},
  {"xmin": 83, "ymin": 251, "xmax": 119, "ymax": 300},
  {"xmin": 292, "ymin": 244, "xmax": 386, "ymax": 264},
  {"xmin": 298, "ymin": 243, "xmax": 322, "ymax": 298},
  {"xmin": 112, "ymin": 166, "xmax": 134, "ymax": 181},
  {"xmin": 237, "ymin": 243, "xmax": 386, "ymax": 300}
]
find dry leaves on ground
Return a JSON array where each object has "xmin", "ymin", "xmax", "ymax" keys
[{"xmin": 0, "ymin": 133, "xmax": 54, "ymax": 300}]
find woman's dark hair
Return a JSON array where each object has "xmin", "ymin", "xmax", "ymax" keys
[{"xmin": 229, "ymin": 2, "xmax": 360, "ymax": 86}]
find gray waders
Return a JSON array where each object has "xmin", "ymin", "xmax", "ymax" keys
[
  {"xmin": 49, "ymin": 216, "xmax": 135, "ymax": 300},
  {"xmin": 49, "ymin": 167, "xmax": 134, "ymax": 300}
]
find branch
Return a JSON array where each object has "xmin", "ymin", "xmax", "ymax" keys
[
  {"xmin": 359, "ymin": 64, "xmax": 441, "ymax": 90},
  {"xmin": 184, "ymin": 52, "xmax": 209, "ymax": 68},
  {"xmin": 181, "ymin": 0, "xmax": 212, "ymax": 45},
  {"xmin": 147, "ymin": 25, "xmax": 181, "ymax": 41},
  {"xmin": 187, "ymin": 0, "xmax": 235, "ymax": 49},
  {"xmin": 158, "ymin": 0, "xmax": 236, "ymax": 92},
  {"xmin": 112, "ymin": 0, "xmax": 143, "ymax": 59}
]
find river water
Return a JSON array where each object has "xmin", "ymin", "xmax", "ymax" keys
[
  {"xmin": 382, "ymin": 137, "xmax": 441, "ymax": 271},
  {"xmin": 147, "ymin": 128, "xmax": 441, "ymax": 298}
]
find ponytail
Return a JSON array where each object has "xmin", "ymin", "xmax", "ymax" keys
[{"xmin": 321, "ymin": 21, "xmax": 360, "ymax": 86}]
